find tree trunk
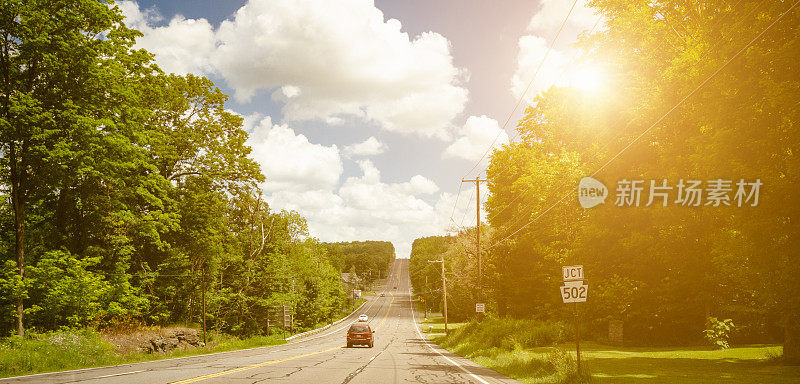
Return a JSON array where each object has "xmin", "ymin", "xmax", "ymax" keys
[
  {"xmin": 12, "ymin": 193, "xmax": 25, "ymax": 337},
  {"xmin": 785, "ymin": 274, "xmax": 800, "ymax": 365},
  {"xmin": 785, "ymin": 318, "xmax": 800, "ymax": 364},
  {"xmin": 10, "ymin": 142, "xmax": 26, "ymax": 337}
]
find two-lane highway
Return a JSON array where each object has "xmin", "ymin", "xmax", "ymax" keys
[{"xmin": 2, "ymin": 260, "xmax": 520, "ymax": 384}]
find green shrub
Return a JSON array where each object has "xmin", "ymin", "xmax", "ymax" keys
[{"xmin": 703, "ymin": 317, "xmax": 735, "ymax": 349}]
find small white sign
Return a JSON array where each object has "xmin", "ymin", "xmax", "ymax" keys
[
  {"xmin": 563, "ymin": 265, "xmax": 584, "ymax": 281},
  {"xmin": 561, "ymin": 281, "xmax": 588, "ymax": 303},
  {"xmin": 475, "ymin": 303, "xmax": 485, "ymax": 313}
]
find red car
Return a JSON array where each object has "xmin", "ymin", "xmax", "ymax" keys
[{"xmin": 346, "ymin": 322, "xmax": 374, "ymax": 348}]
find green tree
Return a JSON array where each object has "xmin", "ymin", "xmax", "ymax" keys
[
  {"xmin": 479, "ymin": 0, "xmax": 799, "ymax": 359},
  {"xmin": 0, "ymin": 0, "xmax": 155, "ymax": 336}
]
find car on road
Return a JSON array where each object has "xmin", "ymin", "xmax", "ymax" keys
[
  {"xmin": 358, "ymin": 314, "xmax": 368, "ymax": 322},
  {"xmin": 393, "ymin": 286, "xmax": 397, "ymax": 289},
  {"xmin": 347, "ymin": 323, "xmax": 374, "ymax": 348}
]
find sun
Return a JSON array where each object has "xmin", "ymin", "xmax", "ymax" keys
[{"xmin": 570, "ymin": 65, "xmax": 605, "ymax": 93}]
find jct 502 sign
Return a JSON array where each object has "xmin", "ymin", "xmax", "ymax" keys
[{"xmin": 561, "ymin": 281, "xmax": 588, "ymax": 303}]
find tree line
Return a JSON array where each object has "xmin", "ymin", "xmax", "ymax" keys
[
  {"xmin": 323, "ymin": 241, "xmax": 395, "ymax": 288},
  {"xmin": 412, "ymin": 0, "xmax": 799, "ymax": 363},
  {"xmin": 0, "ymin": 0, "xmax": 362, "ymax": 337}
]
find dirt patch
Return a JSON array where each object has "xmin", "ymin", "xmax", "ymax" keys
[{"xmin": 102, "ymin": 326, "xmax": 206, "ymax": 354}]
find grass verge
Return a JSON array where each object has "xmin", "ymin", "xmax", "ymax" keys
[
  {"xmin": 0, "ymin": 330, "xmax": 285, "ymax": 378},
  {"xmin": 430, "ymin": 317, "xmax": 590, "ymax": 384},
  {"xmin": 425, "ymin": 316, "xmax": 799, "ymax": 383}
]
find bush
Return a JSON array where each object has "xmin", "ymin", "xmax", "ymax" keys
[{"xmin": 703, "ymin": 317, "xmax": 735, "ymax": 349}]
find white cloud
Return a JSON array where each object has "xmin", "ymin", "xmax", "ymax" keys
[
  {"xmin": 237, "ymin": 115, "xmax": 454, "ymax": 257},
  {"xmin": 264, "ymin": 158, "xmax": 451, "ymax": 258},
  {"xmin": 511, "ymin": 0, "xmax": 603, "ymax": 102},
  {"xmin": 511, "ymin": 36, "xmax": 572, "ymax": 100},
  {"xmin": 343, "ymin": 136, "xmax": 388, "ymax": 157},
  {"xmin": 117, "ymin": 1, "xmax": 494, "ymax": 257},
  {"xmin": 120, "ymin": 0, "xmax": 468, "ymax": 139},
  {"xmin": 527, "ymin": 0, "xmax": 600, "ymax": 33},
  {"xmin": 246, "ymin": 116, "xmax": 342, "ymax": 192},
  {"xmin": 444, "ymin": 115, "xmax": 508, "ymax": 163},
  {"xmin": 118, "ymin": 1, "xmax": 215, "ymax": 75}
]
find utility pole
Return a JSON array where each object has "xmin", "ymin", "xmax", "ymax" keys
[
  {"xmin": 202, "ymin": 266, "xmax": 207, "ymax": 345},
  {"xmin": 428, "ymin": 257, "xmax": 448, "ymax": 333},
  {"xmin": 575, "ymin": 303, "xmax": 581, "ymax": 372},
  {"xmin": 425, "ymin": 275, "xmax": 429, "ymax": 318},
  {"xmin": 462, "ymin": 177, "xmax": 486, "ymax": 305}
]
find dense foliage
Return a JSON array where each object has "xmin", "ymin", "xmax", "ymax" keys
[
  {"xmin": 323, "ymin": 241, "xmax": 395, "ymax": 287},
  {"xmin": 412, "ymin": 0, "xmax": 800, "ymax": 362},
  {"xmin": 409, "ymin": 234, "xmax": 493, "ymax": 321},
  {"xmin": 0, "ymin": 0, "xmax": 352, "ymax": 337}
]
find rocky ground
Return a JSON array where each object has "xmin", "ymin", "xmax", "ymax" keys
[{"xmin": 102, "ymin": 327, "xmax": 205, "ymax": 354}]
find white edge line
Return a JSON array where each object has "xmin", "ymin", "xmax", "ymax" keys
[
  {"xmin": 286, "ymin": 298, "xmax": 371, "ymax": 341},
  {"xmin": 408, "ymin": 282, "xmax": 491, "ymax": 383},
  {"xmin": 93, "ymin": 370, "xmax": 146, "ymax": 379}
]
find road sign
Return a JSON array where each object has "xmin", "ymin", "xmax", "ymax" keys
[
  {"xmin": 560, "ymin": 266, "xmax": 586, "ymax": 372},
  {"xmin": 561, "ymin": 280, "xmax": 588, "ymax": 303},
  {"xmin": 562, "ymin": 265, "xmax": 584, "ymax": 281},
  {"xmin": 268, "ymin": 305, "xmax": 292, "ymax": 328},
  {"xmin": 475, "ymin": 303, "xmax": 485, "ymax": 313}
]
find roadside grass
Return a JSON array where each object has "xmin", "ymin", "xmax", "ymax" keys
[
  {"xmin": 0, "ymin": 298, "xmax": 375, "ymax": 378},
  {"xmin": 0, "ymin": 330, "xmax": 123, "ymax": 378},
  {"xmin": 424, "ymin": 316, "xmax": 799, "ymax": 384},
  {"xmin": 0, "ymin": 329, "xmax": 286, "ymax": 378},
  {"xmin": 429, "ymin": 317, "xmax": 589, "ymax": 384},
  {"xmin": 420, "ymin": 317, "xmax": 466, "ymax": 335},
  {"xmin": 580, "ymin": 343, "xmax": 800, "ymax": 383}
]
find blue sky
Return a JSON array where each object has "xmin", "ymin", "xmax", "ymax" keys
[{"xmin": 117, "ymin": 0, "xmax": 601, "ymax": 257}]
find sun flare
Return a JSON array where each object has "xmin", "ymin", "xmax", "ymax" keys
[{"xmin": 570, "ymin": 65, "xmax": 605, "ymax": 93}]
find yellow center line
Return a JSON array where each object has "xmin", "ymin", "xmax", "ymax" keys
[
  {"xmin": 374, "ymin": 291, "xmax": 394, "ymax": 331},
  {"xmin": 172, "ymin": 277, "xmax": 398, "ymax": 383},
  {"xmin": 169, "ymin": 345, "xmax": 341, "ymax": 384}
]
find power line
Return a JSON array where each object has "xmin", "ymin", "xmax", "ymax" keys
[
  {"xmin": 447, "ymin": 181, "xmax": 464, "ymax": 229},
  {"xmin": 459, "ymin": 185, "xmax": 475, "ymax": 228},
  {"xmin": 484, "ymin": 0, "xmax": 780, "ymax": 237},
  {"xmin": 462, "ymin": 0, "xmax": 582, "ymax": 180},
  {"xmin": 484, "ymin": 0, "xmax": 799, "ymax": 251},
  {"xmin": 486, "ymin": 16, "xmax": 604, "ymax": 222}
]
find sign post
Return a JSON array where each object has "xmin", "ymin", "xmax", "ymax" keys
[
  {"xmin": 267, "ymin": 305, "xmax": 293, "ymax": 340},
  {"xmin": 561, "ymin": 265, "xmax": 587, "ymax": 372}
]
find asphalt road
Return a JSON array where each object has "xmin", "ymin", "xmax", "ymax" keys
[{"xmin": 2, "ymin": 259, "xmax": 520, "ymax": 384}]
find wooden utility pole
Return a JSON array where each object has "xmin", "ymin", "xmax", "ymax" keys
[
  {"xmin": 202, "ymin": 266, "xmax": 207, "ymax": 345},
  {"xmin": 575, "ymin": 303, "xmax": 581, "ymax": 372},
  {"xmin": 428, "ymin": 257, "xmax": 448, "ymax": 333},
  {"xmin": 462, "ymin": 177, "xmax": 486, "ymax": 304}
]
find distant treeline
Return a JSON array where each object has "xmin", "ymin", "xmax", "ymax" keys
[
  {"xmin": 0, "ymin": 1, "xmax": 349, "ymax": 337},
  {"xmin": 323, "ymin": 241, "xmax": 395, "ymax": 286}
]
